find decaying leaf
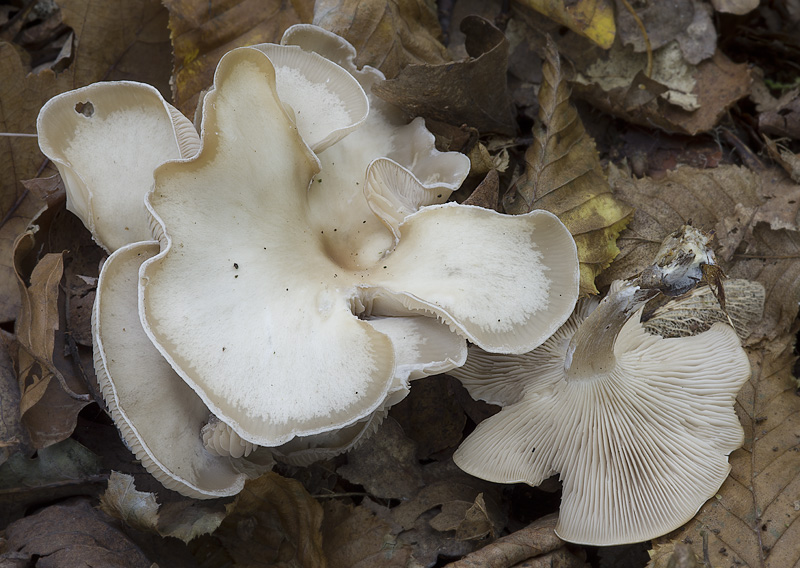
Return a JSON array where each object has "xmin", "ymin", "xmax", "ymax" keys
[
  {"xmin": 100, "ymin": 471, "xmax": 226, "ymax": 542},
  {"xmin": 0, "ymin": 335, "xmax": 26, "ymax": 466},
  {"xmin": 657, "ymin": 332, "xmax": 800, "ymax": 568},
  {"xmin": 710, "ymin": 0, "xmax": 760, "ymax": 15},
  {"xmin": 337, "ymin": 417, "xmax": 424, "ymax": 500},
  {"xmin": 763, "ymin": 136, "xmax": 800, "ymax": 183},
  {"xmin": 573, "ymin": 46, "xmax": 752, "ymax": 135},
  {"xmin": 0, "ymin": 437, "xmax": 101, "ymax": 490},
  {"xmin": 321, "ymin": 500, "xmax": 412, "ymax": 568},
  {"xmin": 504, "ymin": 37, "xmax": 633, "ymax": 296},
  {"xmin": 646, "ymin": 541, "xmax": 699, "ymax": 568},
  {"xmin": 642, "ymin": 279, "xmax": 765, "ymax": 342},
  {"xmin": 513, "ymin": 0, "xmax": 615, "ymax": 49},
  {"xmin": 615, "ymin": 0, "xmax": 716, "ymax": 65},
  {"xmin": 373, "ymin": 16, "xmax": 516, "ymax": 136},
  {"xmin": 390, "ymin": 375, "xmax": 466, "ymax": 460},
  {"xmin": 165, "ymin": 0, "xmax": 314, "ymax": 117},
  {"xmin": 313, "ymin": 0, "xmax": 449, "ymax": 80},
  {"xmin": 13, "ymin": 212, "xmax": 93, "ymax": 449},
  {"xmin": 212, "ymin": 472, "xmax": 326, "ymax": 567},
  {"xmin": 1, "ymin": 498, "xmax": 152, "ymax": 568},
  {"xmin": 0, "ymin": 438, "xmax": 105, "ymax": 527},
  {"xmin": 603, "ymin": 164, "xmax": 800, "ymax": 342}
]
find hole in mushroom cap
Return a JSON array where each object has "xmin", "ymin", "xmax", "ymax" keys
[{"xmin": 74, "ymin": 101, "xmax": 94, "ymax": 117}]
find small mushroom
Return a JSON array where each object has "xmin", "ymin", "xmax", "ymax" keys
[{"xmin": 450, "ymin": 278, "xmax": 752, "ymax": 545}]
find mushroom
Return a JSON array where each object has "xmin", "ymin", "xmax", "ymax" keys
[
  {"xmin": 450, "ymin": 275, "xmax": 752, "ymax": 545},
  {"xmin": 93, "ymin": 241, "xmax": 271, "ymax": 498},
  {"xmin": 140, "ymin": 45, "xmax": 580, "ymax": 448},
  {"xmin": 37, "ymin": 83, "xmax": 200, "ymax": 252},
  {"xmin": 37, "ymin": 25, "xmax": 580, "ymax": 498}
]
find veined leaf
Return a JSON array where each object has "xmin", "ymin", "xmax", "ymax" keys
[{"xmin": 504, "ymin": 38, "xmax": 633, "ymax": 296}]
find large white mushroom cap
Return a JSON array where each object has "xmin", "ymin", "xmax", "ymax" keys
[
  {"xmin": 451, "ymin": 282, "xmax": 752, "ymax": 545},
  {"xmin": 36, "ymin": 25, "xmax": 580, "ymax": 497}
]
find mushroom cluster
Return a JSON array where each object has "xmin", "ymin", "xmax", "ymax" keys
[
  {"xmin": 37, "ymin": 26, "xmax": 580, "ymax": 497},
  {"xmin": 450, "ymin": 228, "xmax": 754, "ymax": 545}
]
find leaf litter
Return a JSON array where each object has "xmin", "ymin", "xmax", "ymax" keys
[{"xmin": 1, "ymin": 0, "xmax": 799, "ymax": 567}]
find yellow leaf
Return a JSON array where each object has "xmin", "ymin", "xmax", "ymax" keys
[
  {"xmin": 504, "ymin": 38, "xmax": 633, "ymax": 296},
  {"xmin": 514, "ymin": 0, "xmax": 616, "ymax": 49}
]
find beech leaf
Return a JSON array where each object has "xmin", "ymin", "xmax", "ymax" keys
[
  {"xmin": 213, "ymin": 472, "xmax": 327, "ymax": 567},
  {"xmin": 2, "ymin": 498, "xmax": 152, "ymax": 568},
  {"xmin": 313, "ymin": 0, "xmax": 450, "ymax": 79},
  {"xmin": 603, "ymin": 164, "xmax": 800, "ymax": 342},
  {"xmin": 503, "ymin": 37, "xmax": 633, "ymax": 296},
  {"xmin": 657, "ymin": 332, "xmax": 800, "ymax": 568},
  {"xmin": 513, "ymin": 0, "xmax": 616, "ymax": 49}
]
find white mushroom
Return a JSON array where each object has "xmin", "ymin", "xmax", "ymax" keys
[
  {"xmin": 450, "ymin": 280, "xmax": 751, "ymax": 545},
  {"xmin": 93, "ymin": 242, "xmax": 266, "ymax": 498},
  {"xmin": 37, "ymin": 25, "xmax": 581, "ymax": 498},
  {"xmin": 140, "ymin": 46, "xmax": 580, "ymax": 448}
]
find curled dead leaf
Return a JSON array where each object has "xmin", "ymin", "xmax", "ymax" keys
[
  {"xmin": 212, "ymin": 472, "xmax": 327, "ymax": 568},
  {"xmin": 313, "ymin": 0, "xmax": 449, "ymax": 79},
  {"xmin": 374, "ymin": 16, "xmax": 516, "ymax": 136},
  {"xmin": 2, "ymin": 498, "xmax": 152, "ymax": 568},
  {"xmin": 100, "ymin": 471, "xmax": 227, "ymax": 542}
]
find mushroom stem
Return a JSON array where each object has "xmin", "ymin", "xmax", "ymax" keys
[{"xmin": 563, "ymin": 283, "xmax": 644, "ymax": 382}]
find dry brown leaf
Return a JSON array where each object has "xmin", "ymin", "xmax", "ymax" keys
[
  {"xmin": 710, "ymin": 0, "xmax": 760, "ymax": 15},
  {"xmin": 12, "ymin": 204, "xmax": 96, "ymax": 449},
  {"xmin": 646, "ymin": 541, "xmax": 699, "ymax": 568},
  {"xmin": 100, "ymin": 471, "xmax": 226, "ymax": 543},
  {"xmin": 165, "ymin": 0, "xmax": 313, "ymax": 117},
  {"xmin": 759, "ymin": 94, "xmax": 800, "ymax": 140},
  {"xmin": 0, "ymin": 0, "xmax": 171, "ymax": 323},
  {"xmin": 763, "ymin": 136, "xmax": 800, "ymax": 183},
  {"xmin": 443, "ymin": 514, "xmax": 565, "ymax": 568},
  {"xmin": 373, "ymin": 16, "xmax": 516, "ymax": 136},
  {"xmin": 390, "ymin": 375, "xmax": 466, "ymax": 460},
  {"xmin": 657, "ymin": 332, "xmax": 800, "ymax": 568},
  {"xmin": 313, "ymin": 0, "xmax": 450, "ymax": 79},
  {"xmin": 573, "ymin": 48, "xmax": 752, "ymax": 135},
  {"xmin": 603, "ymin": 164, "xmax": 800, "ymax": 343},
  {"xmin": 0, "ymin": 335, "xmax": 26, "ymax": 466},
  {"xmin": 513, "ymin": 0, "xmax": 615, "ymax": 49},
  {"xmin": 2, "ymin": 498, "xmax": 152, "ymax": 568},
  {"xmin": 321, "ymin": 500, "xmax": 412, "ymax": 568},
  {"xmin": 392, "ymin": 480, "xmax": 493, "ymax": 532},
  {"xmin": 212, "ymin": 472, "xmax": 326, "ymax": 568},
  {"xmin": 504, "ymin": 37, "xmax": 633, "ymax": 296},
  {"xmin": 337, "ymin": 417, "xmax": 424, "ymax": 500}
]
